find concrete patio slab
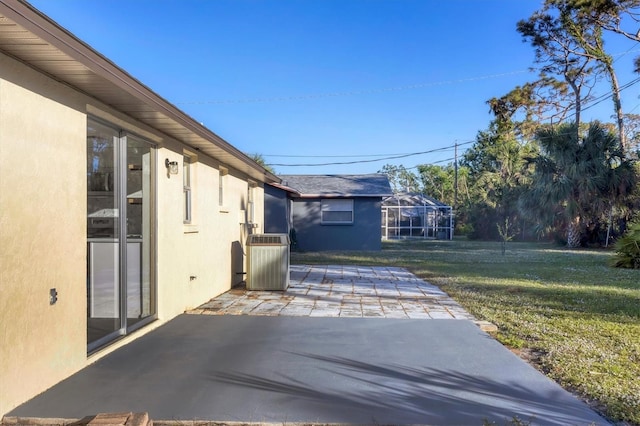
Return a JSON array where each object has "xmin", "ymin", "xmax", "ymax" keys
[{"xmin": 8, "ymin": 315, "xmax": 607, "ymax": 425}]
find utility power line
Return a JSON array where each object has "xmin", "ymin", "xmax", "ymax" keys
[
  {"xmin": 264, "ymin": 143, "xmax": 471, "ymax": 159},
  {"xmin": 268, "ymin": 76, "xmax": 639, "ymax": 168},
  {"xmin": 404, "ymin": 157, "xmax": 457, "ymax": 170},
  {"xmin": 267, "ymin": 141, "xmax": 474, "ymax": 167},
  {"xmin": 176, "ymin": 49, "xmax": 640, "ymax": 106},
  {"xmin": 264, "ymin": 150, "xmax": 454, "ymax": 158},
  {"xmin": 265, "ymin": 73, "xmax": 639, "ymax": 168},
  {"xmin": 526, "ymin": 75, "xmax": 640, "ymax": 132},
  {"xmin": 176, "ymin": 70, "xmax": 530, "ymax": 105}
]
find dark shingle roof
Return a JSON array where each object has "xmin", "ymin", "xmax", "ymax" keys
[{"xmin": 279, "ymin": 174, "xmax": 393, "ymax": 198}]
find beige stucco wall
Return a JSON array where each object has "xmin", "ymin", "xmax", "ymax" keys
[
  {"xmin": 0, "ymin": 53, "xmax": 87, "ymax": 416},
  {"xmin": 0, "ymin": 52, "xmax": 265, "ymax": 415},
  {"xmin": 156, "ymin": 146, "xmax": 265, "ymax": 319}
]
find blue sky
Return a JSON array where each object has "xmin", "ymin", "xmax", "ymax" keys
[{"xmin": 29, "ymin": 0, "xmax": 640, "ymax": 175}]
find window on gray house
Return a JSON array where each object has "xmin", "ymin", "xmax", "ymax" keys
[{"xmin": 321, "ymin": 199, "xmax": 354, "ymax": 224}]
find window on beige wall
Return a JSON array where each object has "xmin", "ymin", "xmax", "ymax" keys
[
  {"xmin": 219, "ymin": 166, "xmax": 228, "ymax": 207},
  {"xmin": 183, "ymin": 154, "xmax": 194, "ymax": 224},
  {"xmin": 247, "ymin": 181, "xmax": 257, "ymax": 224}
]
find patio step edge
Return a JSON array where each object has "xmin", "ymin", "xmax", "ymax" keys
[
  {"xmin": 474, "ymin": 320, "xmax": 498, "ymax": 333},
  {"xmin": 3, "ymin": 418, "xmax": 426, "ymax": 426},
  {"xmin": 2, "ymin": 413, "xmax": 152, "ymax": 426}
]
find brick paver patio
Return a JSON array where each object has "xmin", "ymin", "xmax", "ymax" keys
[{"xmin": 188, "ymin": 265, "xmax": 476, "ymax": 320}]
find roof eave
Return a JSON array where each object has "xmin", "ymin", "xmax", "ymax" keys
[
  {"xmin": 266, "ymin": 182, "xmax": 301, "ymax": 196},
  {"xmin": 0, "ymin": 0, "xmax": 279, "ymax": 184},
  {"xmin": 296, "ymin": 193, "xmax": 393, "ymax": 198}
]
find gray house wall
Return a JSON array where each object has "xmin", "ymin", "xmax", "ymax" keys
[
  {"xmin": 291, "ymin": 197, "xmax": 382, "ymax": 251},
  {"xmin": 264, "ymin": 184, "xmax": 290, "ymax": 234}
]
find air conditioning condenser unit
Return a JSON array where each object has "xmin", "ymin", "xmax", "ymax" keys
[{"xmin": 246, "ymin": 233, "xmax": 290, "ymax": 290}]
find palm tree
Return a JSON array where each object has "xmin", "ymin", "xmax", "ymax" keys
[
  {"xmin": 519, "ymin": 122, "xmax": 636, "ymax": 248},
  {"xmin": 249, "ymin": 153, "xmax": 276, "ymax": 174}
]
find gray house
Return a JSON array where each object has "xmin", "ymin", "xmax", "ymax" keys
[{"xmin": 271, "ymin": 174, "xmax": 393, "ymax": 251}]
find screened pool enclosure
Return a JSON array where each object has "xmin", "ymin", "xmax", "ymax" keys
[{"xmin": 381, "ymin": 193, "xmax": 453, "ymax": 240}]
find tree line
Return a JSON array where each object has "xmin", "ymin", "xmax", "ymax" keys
[{"xmin": 380, "ymin": 0, "xmax": 640, "ymax": 248}]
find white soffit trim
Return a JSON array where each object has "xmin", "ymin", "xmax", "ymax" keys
[{"xmin": 0, "ymin": 0, "xmax": 279, "ymax": 184}]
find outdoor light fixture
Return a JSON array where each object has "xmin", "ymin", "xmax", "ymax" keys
[{"xmin": 165, "ymin": 158, "xmax": 179, "ymax": 176}]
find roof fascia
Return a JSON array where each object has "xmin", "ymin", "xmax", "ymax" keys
[
  {"xmin": 266, "ymin": 182, "xmax": 301, "ymax": 196},
  {"xmin": 295, "ymin": 194, "xmax": 392, "ymax": 198}
]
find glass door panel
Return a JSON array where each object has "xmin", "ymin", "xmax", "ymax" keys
[
  {"xmin": 87, "ymin": 120, "xmax": 156, "ymax": 352},
  {"xmin": 87, "ymin": 121, "xmax": 122, "ymax": 346},
  {"xmin": 125, "ymin": 136, "xmax": 155, "ymax": 329}
]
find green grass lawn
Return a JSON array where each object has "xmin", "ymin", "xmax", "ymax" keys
[{"xmin": 291, "ymin": 239, "xmax": 640, "ymax": 424}]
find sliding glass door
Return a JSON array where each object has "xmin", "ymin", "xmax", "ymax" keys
[
  {"xmin": 125, "ymin": 135, "xmax": 154, "ymax": 329},
  {"xmin": 86, "ymin": 118, "xmax": 156, "ymax": 352}
]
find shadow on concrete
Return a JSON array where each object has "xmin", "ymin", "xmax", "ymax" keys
[
  {"xmin": 213, "ymin": 351, "xmax": 596, "ymax": 425},
  {"xmin": 8, "ymin": 315, "xmax": 607, "ymax": 426}
]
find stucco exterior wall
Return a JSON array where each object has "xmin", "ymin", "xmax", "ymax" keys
[
  {"xmin": 0, "ymin": 53, "xmax": 87, "ymax": 416},
  {"xmin": 291, "ymin": 198, "xmax": 382, "ymax": 251},
  {"xmin": 0, "ymin": 52, "xmax": 265, "ymax": 415},
  {"xmin": 157, "ymin": 150, "xmax": 264, "ymax": 319}
]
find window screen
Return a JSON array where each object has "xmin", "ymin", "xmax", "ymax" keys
[
  {"xmin": 219, "ymin": 166, "xmax": 228, "ymax": 207},
  {"xmin": 321, "ymin": 199, "xmax": 354, "ymax": 224},
  {"xmin": 183, "ymin": 156, "xmax": 192, "ymax": 223}
]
